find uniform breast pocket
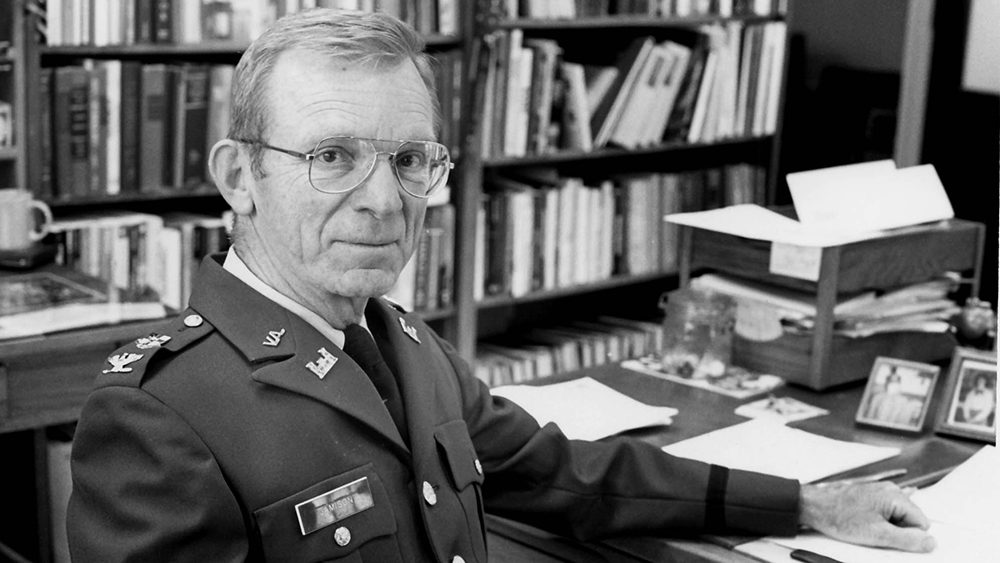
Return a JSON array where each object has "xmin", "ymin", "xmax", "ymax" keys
[
  {"xmin": 253, "ymin": 464, "xmax": 403, "ymax": 563},
  {"xmin": 434, "ymin": 420, "xmax": 487, "ymax": 550}
]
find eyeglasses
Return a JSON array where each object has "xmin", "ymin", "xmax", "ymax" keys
[{"xmin": 239, "ymin": 136, "xmax": 454, "ymax": 198}]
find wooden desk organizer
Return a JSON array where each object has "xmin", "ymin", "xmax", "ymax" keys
[{"xmin": 678, "ymin": 219, "xmax": 985, "ymax": 390}]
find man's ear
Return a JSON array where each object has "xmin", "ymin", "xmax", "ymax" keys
[{"xmin": 209, "ymin": 139, "xmax": 255, "ymax": 216}]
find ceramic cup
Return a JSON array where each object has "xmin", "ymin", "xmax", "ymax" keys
[{"xmin": 0, "ymin": 188, "xmax": 53, "ymax": 250}]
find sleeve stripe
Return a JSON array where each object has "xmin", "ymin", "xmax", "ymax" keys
[{"xmin": 705, "ymin": 464, "xmax": 729, "ymax": 530}]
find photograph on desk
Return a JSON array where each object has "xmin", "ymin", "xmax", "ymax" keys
[
  {"xmin": 935, "ymin": 347, "xmax": 997, "ymax": 443},
  {"xmin": 855, "ymin": 357, "xmax": 939, "ymax": 433}
]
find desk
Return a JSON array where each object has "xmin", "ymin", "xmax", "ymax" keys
[{"xmin": 485, "ymin": 362, "xmax": 983, "ymax": 562}]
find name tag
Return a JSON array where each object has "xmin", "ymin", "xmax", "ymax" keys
[{"xmin": 294, "ymin": 477, "xmax": 374, "ymax": 536}]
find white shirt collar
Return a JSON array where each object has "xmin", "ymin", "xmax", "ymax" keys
[{"xmin": 223, "ymin": 248, "xmax": 369, "ymax": 349}]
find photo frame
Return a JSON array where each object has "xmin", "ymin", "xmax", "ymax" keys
[
  {"xmin": 934, "ymin": 347, "xmax": 997, "ymax": 443},
  {"xmin": 856, "ymin": 357, "xmax": 940, "ymax": 433}
]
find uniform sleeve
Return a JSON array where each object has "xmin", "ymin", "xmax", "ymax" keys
[
  {"xmin": 67, "ymin": 386, "xmax": 248, "ymax": 563},
  {"xmin": 433, "ymin": 336, "xmax": 801, "ymax": 541}
]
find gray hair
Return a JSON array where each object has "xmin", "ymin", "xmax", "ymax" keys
[{"xmin": 228, "ymin": 8, "xmax": 441, "ymax": 178}]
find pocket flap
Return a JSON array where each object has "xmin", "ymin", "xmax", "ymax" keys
[
  {"xmin": 434, "ymin": 420, "xmax": 484, "ymax": 491},
  {"xmin": 254, "ymin": 464, "xmax": 396, "ymax": 562}
]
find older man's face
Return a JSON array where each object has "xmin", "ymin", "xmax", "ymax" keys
[{"xmin": 248, "ymin": 51, "xmax": 434, "ymax": 300}]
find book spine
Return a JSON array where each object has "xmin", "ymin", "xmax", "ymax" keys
[
  {"xmin": 67, "ymin": 67, "xmax": 91, "ymax": 198},
  {"xmin": 119, "ymin": 61, "xmax": 142, "ymax": 193},
  {"xmin": 139, "ymin": 64, "xmax": 168, "ymax": 191},
  {"xmin": 180, "ymin": 65, "xmax": 210, "ymax": 189},
  {"xmin": 39, "ymin": 68, "xmax": 55, "ymax": 199}
]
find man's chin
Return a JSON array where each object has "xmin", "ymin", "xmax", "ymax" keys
[{"xmin": 327, "ymin": 269, "xmax": 398, "ymax": 299}]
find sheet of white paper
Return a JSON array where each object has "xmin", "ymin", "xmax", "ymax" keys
[
  {"xmin": 491, "ymin": 377, "xmax": 678, "ymax": 441},
  {"xmin": 787, "ymin": 160, "xmax": 898, "ymax": 225},
  {"xmin": 664, "ymin": 204, "xmax": 881, "ymax": 247},
  {"xmin": 769, "ymin": 241, "xmax": 823, "ymax": 281},
  {"xmin": 661, "ymin": 419, "xmax": 900, "ymax": 483},
  {"xmin": 742, "ymin": 446, "xmax": 999, "ymax": 563},
  {"xmin": 789, "ymin": 162, "xmax": 954, "ymax": 233}
]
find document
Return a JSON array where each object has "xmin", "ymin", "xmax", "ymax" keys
[
  {"xmin": 661, "ymin": 419, "xmax": 900, "ymax": 483},
  {"xmin": 788, "ymin": 161, "xmax": 954, "ymax": 233},
  {"xmin": 490, "ymin": 377, "xmax": 678, "ymax": 441},
  {"xmin": 739, "ymin": 445, "xmax": 999, "ymax": 562}
]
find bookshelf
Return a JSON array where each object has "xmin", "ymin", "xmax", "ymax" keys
[{"xmin": 452, "ymin": 0, "xmax": 792, "ymax": 369}]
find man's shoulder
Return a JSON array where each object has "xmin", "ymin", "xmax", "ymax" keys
[{"xmin": 92, "ymin": 311, "xmax": 215, "ymax": 390}]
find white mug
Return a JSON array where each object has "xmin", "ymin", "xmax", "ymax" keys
[{"xmin": 0, "ymin": 188, "xmax": 53, "ymax": 250}]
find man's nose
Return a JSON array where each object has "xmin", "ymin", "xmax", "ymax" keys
[{"xmin": 353, "ymin": 154, "xmax": 404, "ymax": 215}]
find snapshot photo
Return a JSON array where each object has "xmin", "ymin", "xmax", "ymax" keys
[
  {"xmin": 936, "ymin": 347, "xmax": 997, "ymax": 443},
  {"xmin": 856, "ymin": 357, "xmax": 939, "ymax": 432}
]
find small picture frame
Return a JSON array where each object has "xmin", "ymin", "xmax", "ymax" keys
[
  {"xmin": 934, "ymin": 347, "xmax": 997, "ymax": 443},
  {"xmin": 856, "ymin": 357, "xmax": 940, "ymax": 432}
]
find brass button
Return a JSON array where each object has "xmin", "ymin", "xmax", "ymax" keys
[
  {"xmin": 474, "ymin": 458, "xmax": 483, "ymax": 475},
  {"xmin": 183, "ymin": 314, "xmax": 203, "ymax": 327},
  {"xmin": 333, "ymin": 526, "xmax": 351, "ymax": 547},
  {"xmin": 422, "ymin": 481, "xmax": 437, "ymax": 506}
]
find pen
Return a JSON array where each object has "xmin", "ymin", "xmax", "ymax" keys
[
  {"xmin": 818, "ymin": 468, "xmax": 907, "ymax": 487},
  {"xmin": 790, "ymin": 548, "xmax": 844, "ymax": 563}
]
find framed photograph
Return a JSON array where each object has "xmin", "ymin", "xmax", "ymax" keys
[
  {"xmin": 856, "ymin": 357, "xmax": 940, "ymax": 432},
  {"xmin": 934, "ymin": 347, "xmax": 997, "ymax": 443}
]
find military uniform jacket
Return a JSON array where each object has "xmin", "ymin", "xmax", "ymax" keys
[{"xmin": 68, "ymin": 255, "xmax": 801, "ymax": 563}]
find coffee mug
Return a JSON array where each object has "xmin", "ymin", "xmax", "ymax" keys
[{"xmin": 0, "ymin": 188, "xmax": 54, "ymax": 250}]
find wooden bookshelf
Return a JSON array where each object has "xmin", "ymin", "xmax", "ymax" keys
[
  {"xmin": 477, "ymin": 271, "xmax": 676, "ymax": 309},
  {"xmin": 454, "ymin": 0, "xmax": 792, "ymax": 361}
]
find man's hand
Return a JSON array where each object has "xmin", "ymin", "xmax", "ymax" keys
[{"xmin": 800, "ymin": 482, "xmax": 936, "ymax": 552}]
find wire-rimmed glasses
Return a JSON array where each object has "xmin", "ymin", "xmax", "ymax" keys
[{"xmin": 239, "ymin": 136, "xmax": 453, "ymax": 198}]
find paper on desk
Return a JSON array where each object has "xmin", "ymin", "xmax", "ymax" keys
[
  {"xmin": 744, "ymin": 446, "xmax": 999, "ymax": 562},
  {"xmin": 661, "ymin": 419, "xmax": 900, "ymax": 483},
  {"xmin": 490, "ymin": 377, "xmax": 678, "ymax": 441},
  {"xmin": 788, "ymin": 161, "xmax": 954, "ymax": 233}
]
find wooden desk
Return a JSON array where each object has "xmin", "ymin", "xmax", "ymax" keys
[{"xmin": 485, "ymin": 363, "xmax": 983, "ymax": 562}]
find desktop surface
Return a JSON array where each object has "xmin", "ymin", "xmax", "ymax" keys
[{"xmin": 485, "ymin": 362, "xmax": 983, "ymax": 562}]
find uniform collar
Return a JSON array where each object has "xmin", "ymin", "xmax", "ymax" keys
[{"xmin": 222, "ymin": 248, "xmax": 374, "ymax": 349}]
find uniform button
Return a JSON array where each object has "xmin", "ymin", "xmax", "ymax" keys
[
  {"xmin": 474, "ymin": 458, "xmax": 483, "ymax": 475},
  {"xmin": 333, "ymin": 526, "xmax": 351, "ymax": 547},
  {"xmin": 452, "ymin": 556, "xmax": 465, "ymax": 563},
  {"xmin": 183, "ymin": 314, "xmax": 203, "ymax": 327},
  {"xmin": 422, "ymin": 481, "xmax": 437, "ymax": 506}
]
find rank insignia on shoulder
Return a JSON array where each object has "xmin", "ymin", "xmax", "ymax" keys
[
  {"xmin": 103, "ymin": 352, "xmax": 144, "ymax": 374},
  {"xmin": 135, "ymin": 333, "xmax": 171, "ymax": 349}
]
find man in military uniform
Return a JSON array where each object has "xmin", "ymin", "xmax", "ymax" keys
[{"xmin": 67, "ymin": 9, "xmax": 937, "ymax": 562}]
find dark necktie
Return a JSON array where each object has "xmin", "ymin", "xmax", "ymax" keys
[{"xmin": 342, "ymin": 324, "xmax": 409, "ymax": 444}]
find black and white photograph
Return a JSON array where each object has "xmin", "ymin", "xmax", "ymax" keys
[
  {"xmin": 936, "ymin": 347, "xmax": 998, "ymax": 443},
  {"xmin": 856, "ymin": 357, "xmax": 939, "ymax": 432}
]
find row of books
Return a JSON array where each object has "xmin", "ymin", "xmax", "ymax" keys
[
  {"xmin": 479, "ymin": 20, "xmax": 786, "ymax": 158},
  {"xmin": 49, "ymin": 210, "xmax": 232, "ymax": 311},
  {"xmin": 474, "ymin": 315, "xmax": 664, "ymax": 387},
  {"xmin": 385, "ymin": 199, "xmax": 455, "ymax": 313},
  {"xmin": 45, "ymin": 0, "xmax": 459, "ymax": 47},
  {"xmin": 473, "ymin": 164, "xmax": 765, "ymax": 300},
  {"xmin": 35, "ymin": 51, "xmax": 461, "ymax": 200},
  {"xmin": 505, "ymin": 0, "xmax": 786, "ymax": 19}
]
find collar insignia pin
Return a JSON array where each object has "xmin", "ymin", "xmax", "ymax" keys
[
  {"xmin": 399, "ymin": 317, "xmax": 420, "ymax": 344},
  {"xmin": 306, "ymin": 347, "xmax": 338, "ymax": 379},
  {"xmin": 103, "ymin": 352, "xmax": 144, "ymax": 374},
  {"xmin": 263, "ymin": 328, "xmax": 286, "ymax": 347},
  {"xmin": 135, "ymin": 334, "xmax": 171, "ymax": 350}
]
